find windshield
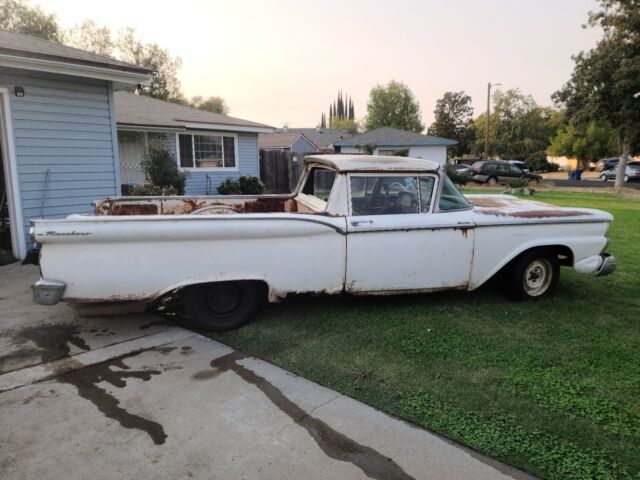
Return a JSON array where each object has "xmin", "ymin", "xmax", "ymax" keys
[{"xmin": 439, "ymin": 176, "xmax": 471, "ymax": 211}]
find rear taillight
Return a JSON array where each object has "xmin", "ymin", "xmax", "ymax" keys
[{"xmin": 473, "ymin": 169, "xmax": 480, "ymax": 174}]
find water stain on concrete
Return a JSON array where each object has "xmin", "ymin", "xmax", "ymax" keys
[
  {"xmin": 0, "ymin": 323, "xmax": 90, "ymax": 374},
  {"xmin": 58, "ymin": 351, "xmax": 167, "ymax": 445},
  {"xmin": 209, "ymin": 352, "xmax": 416, "ymax": 480}
]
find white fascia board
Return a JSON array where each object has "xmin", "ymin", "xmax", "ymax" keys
[
  {"xmin": 0, "ymin": 54, "xmax": 152, "ymax": 87},
  {"xmin": 182, "ymin": 122, "xmax": 273, "ymax": 134}
]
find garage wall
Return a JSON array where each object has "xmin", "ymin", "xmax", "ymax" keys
[{"xmin": 0, "ymin": 68, "xmax": 119, "ymax": 250}]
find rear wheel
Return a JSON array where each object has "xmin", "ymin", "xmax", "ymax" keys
[
  {"xmin": 184, "ymin": 281, "xmax": 262, "ymax": 331},
  {"xmin": 624, "ymin": 175, "xmax": 629, "ymax": 183},
  {"xmin": 505, "ymin": 250, "xmax": 560, "ymax": 300},
  {"xmin": 600, "ymin": 174, "xmax": 607, "ymax": 182},
  {"xmin": 487, "ymin": 176, "xmax": 498, "ymax": 185}
]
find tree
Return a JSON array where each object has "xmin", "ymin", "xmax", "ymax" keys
[
  {"xmin": 63, "ymin": 19, "xmax": 113, "ymax": 56},
  {"xmin": 189, "ymin": 95, "xmax": 229, "ymax": 114},
  {"xmin": 0, "ymin": 0, "xmax": 60, "ymax": 41},
  {"xmin": 364, "ymin": 80, "xmax": 424, "ymax": 133},
  {"xmin": 554, "ymin": 0, "xmax": 640, "ymax": 188},
  {"xmin": 473, "ymin": 89, "xmax": 560, "ymax": 159},
  {"xmin": 428, "ymin": 91, "xmax": 474, "ymax": 158},
  {"xmin": 328, "ymin": 117, "xmax": 359, "ymax": 134},
  {"xmin": 320, "ymin": 112, "xmax": 326, "ymax": 129},
  {"xmin": 115, "ymin": 27, "xmax": 184, "ymax": 103},
  {"xmin": 547, "ymin": 120, "xmax": 617, "ymax": 169}
]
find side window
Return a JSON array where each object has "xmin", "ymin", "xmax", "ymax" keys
[
  {"xmin": 350, "ymin": 176, "xmax": 419, "ymax": 215},
  {"xmin": 419, "ymin": 177, "xmax": 435, "ymax": 212},
  {"xmin": 484, "ymin": 163, "xmax": 497, "ymax": 173},
  {"xmin": 302, "ymin": 168, "xmax": 336, "ymax": 201},
  {"xmin": 496, "ymin": 163, "xmax": 510, "ymax": 174},
  {"xmin": 509, "ymin": 165, "xmax": 523, "ymax": 175},
  {"xmin": 439, "ymin": 176, "xmax": 471, "ymax": 211}
]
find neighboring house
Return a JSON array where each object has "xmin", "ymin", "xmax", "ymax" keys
[
  {"xmin": 115, "ymin": 92, "xmax": 272, "ymax": 195},
  {"xmin": 0, "ymin": 29, "xmax": 152, "ymax": 260},
  {"xmin": 258, "ymin": 131, "xmax": 318, "ymax": 154},
  {"xmin": 270, "ymin": 128, "xmax": 353, "ymax": 153},
  {"xmin": 334, "ymin": 127, "xmax": 456, "ymax": 165}
]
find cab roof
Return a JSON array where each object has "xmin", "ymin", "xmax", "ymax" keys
[{"xmin": 304, "ymin": 155, "xmax": 441, "ymax": 173}]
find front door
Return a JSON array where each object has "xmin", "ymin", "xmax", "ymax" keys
[{"xmin": 345, "ymin": 174, "xmax": 475, "ymax": 293}]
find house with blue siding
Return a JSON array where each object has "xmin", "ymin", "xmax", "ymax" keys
[
  {"xmin": 0, "ymin": 29, "xmax": 152, "ymax": 261},
  {"xmin": 114, "ymin": 92, "xmax": 272, "ymax": 195}
]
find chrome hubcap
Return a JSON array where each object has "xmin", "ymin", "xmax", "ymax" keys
[{"xmin": 523, "ymin": 259, "xmax": 553, "ymax": 296}]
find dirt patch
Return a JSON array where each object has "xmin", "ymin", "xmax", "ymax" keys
[
  {"xmin": 206, "ymin": 352, "xmax": 415, "ymax": 480},
  {"xmin": 0, "ymin": 324, "xmax": 90, "ymax": 374}
]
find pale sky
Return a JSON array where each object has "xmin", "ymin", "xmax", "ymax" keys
[{"xmin": 34, "ymin": 0, "xmax": 602, "ymax": 129}]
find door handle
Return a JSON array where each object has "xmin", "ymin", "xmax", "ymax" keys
[{"xmin": 351, "ymin": 219, "xmax": 373, "ymax": 226}]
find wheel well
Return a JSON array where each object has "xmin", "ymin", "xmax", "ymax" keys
[
  {"xmin": 151, "ymin": 279, "xmax": 270, "ymax": 308},
  {"xmin": 508, "ymin": 245, "xmax": 574, "ymax": 269}
]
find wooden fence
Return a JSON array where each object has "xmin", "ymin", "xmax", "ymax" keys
[{"xmin": 259, "ymin": 150, "xmax": 317, "ymax": 193}]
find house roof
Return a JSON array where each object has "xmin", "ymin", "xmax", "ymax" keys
[
  {"xmin": 334, "ymin": 127, "xmax": 457, "ymax": 147},
  {"xmin": 115, "ymin": 92, "xmax": 273, "ymax": 133},
  {"xmin": 273, "ymin": 128, "xmax": 353, "ymax": 149},
  {"xmin": 0, "ymin": 30, "xmax": 152, "ymax": 87},
  {"xmin": 258, "ymin": 132, "xmax": 317, "ymax": 150},
  {"xmin": 305, "ymin": 154, "xmax": 440, "ymax": 173}
]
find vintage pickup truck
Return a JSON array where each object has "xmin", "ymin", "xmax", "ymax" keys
[{"xmin": 31, "ymin": 155, "xmax": 616, "ymax": 331}]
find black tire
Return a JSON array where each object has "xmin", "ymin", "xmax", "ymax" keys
[
  {"xmin": 487, "ymin": 176, "xmax": 498, "ymax": 185},
  {"xmin": 505, "ymin": 250, "xmax": 560, "ymax": 300},
  {"xmin": 184, "ymin": 281, "xmax": 262, "ymax": 331}
]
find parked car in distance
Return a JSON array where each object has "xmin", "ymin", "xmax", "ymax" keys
[
  {"xmin": 450, "ymin": 163, "xmax": 472, "ymax": 174},
  {"xmin": 599, "ymin": 161, "xmax": 640, "ymax": 182},
  {"xmin": 596, "ymin": 158, "xmax": 619, "ymax": 172},
  {"xmin": 506, "ymin": 160, "xmax": 529, "ymax": 173},
  {"xmin": 471, "ymin": 160, "xmax": 542, "ymax": 185}
]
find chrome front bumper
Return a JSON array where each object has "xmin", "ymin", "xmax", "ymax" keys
[
  {"xmin": 32, "ymin": 278, "xmax": 67, "ymax": 305},
  {"xmin": 596, "ymin": 254, "xmax": 616, "ymax": 277}
]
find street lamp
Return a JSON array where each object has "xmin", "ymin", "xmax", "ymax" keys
[{"xmin": 484, "ymin": 82, "xmax": 502, "ymax": 160}]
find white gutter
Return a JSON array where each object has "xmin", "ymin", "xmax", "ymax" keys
[
  {"xmin": 183, "ymin": 122, "xmax": 273, "ymax": 134},
  {"xmin": 0, "ymin": 53, "xmax": 152, "ymax": 88}
]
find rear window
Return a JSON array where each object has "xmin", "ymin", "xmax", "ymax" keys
[{"xmin": 471, "ymin": 161, "xmax": 484, "ymax": 169}]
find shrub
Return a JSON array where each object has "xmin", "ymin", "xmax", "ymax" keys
[
  {"xmin": 525, "ymin": 152, "xmax": 559, "ymax": 173},
  {"xmin": 502, "ymin": 177, "xmax": 530, "ymax": 189},
  {"xmin": 128, "ymin": 184, "xmax": 180, "ymax": 196},
  {"xmin": 238, "ymin": 176, "xmax": 265, "ymax": 194},
  {"xmin": 141, "ymin": 147, "xmax": 187, "ymax": 194},
  {"xmin": 217, "ymin": 176, "xmax": 265, "ymax": 195}
]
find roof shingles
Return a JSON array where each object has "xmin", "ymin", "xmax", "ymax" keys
[{"xmin": 334, "ymin": 127, "xmax": 456, "ymax": 147}]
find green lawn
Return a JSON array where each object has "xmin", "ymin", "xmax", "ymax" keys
[{"xmin": 210, "ymin": 191, "xmax": 640, "ymax": 480}]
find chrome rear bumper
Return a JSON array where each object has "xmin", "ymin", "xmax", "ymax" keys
[
  {"xmin": 32, "ymin": 278, "xmax": 66, "ymax": 305},
  {"xmin": 596, "ymin": 254, "xmax": 616, "ymax": 277}
]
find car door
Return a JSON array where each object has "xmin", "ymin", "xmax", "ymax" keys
[
  {"xmin": 496, "ymin": 163, "xmax": 512, "ymax": 182},
  {"xmin": 345, "ymin": 174, "xmax": 475, "ymax": 293}
]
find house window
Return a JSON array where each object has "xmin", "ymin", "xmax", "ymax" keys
[{"xmin": 178, "ymin": 133, "xmax": 236, "ymax": 169}]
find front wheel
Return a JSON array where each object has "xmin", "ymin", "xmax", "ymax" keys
[
  {"xmin": 505, "ymin": 250, "xmax": 560, "ymax": 300},
  {"xmin": 624, "ymin": 175, "xmax": 629, "ymax": 183},
  {"xmin": 600, "ymin": 174, "xmax": 607, "ymax": 182},
  {"xmin": 184, "ymin": 281, "xmax": 262, "ymax": 331},
  {"xmin": 487, "ymin": 176, "xmax": 498, "ymax": 185}
]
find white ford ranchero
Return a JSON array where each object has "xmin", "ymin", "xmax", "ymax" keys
[{"xmin": 31, "ymin": 155, "xmax": 616, "ymax": 331}]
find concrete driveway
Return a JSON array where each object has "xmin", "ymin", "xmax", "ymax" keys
[{"xmin": 0, "ymin": 263, "xmax": 534, "ymax": 480}]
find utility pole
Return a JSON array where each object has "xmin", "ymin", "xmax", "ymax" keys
[{"xmin": 484, "ymin": 82, "xmax": 501, "ymax": 160}]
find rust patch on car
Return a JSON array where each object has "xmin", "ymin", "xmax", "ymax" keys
[
  {"xmin": 476, "ymin": 207, "xmax": 590, "ymax": 218},
  {"xmin": 111, "ymin": 203, "xmax": 159, "ymax": 215},
  {"xmin": 204, "ymin": 352, "xmax": 416, "ymax": 480},
  {"xmin": 45, "ymin": 230, "xmax": 91, "ymax": 236}
]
